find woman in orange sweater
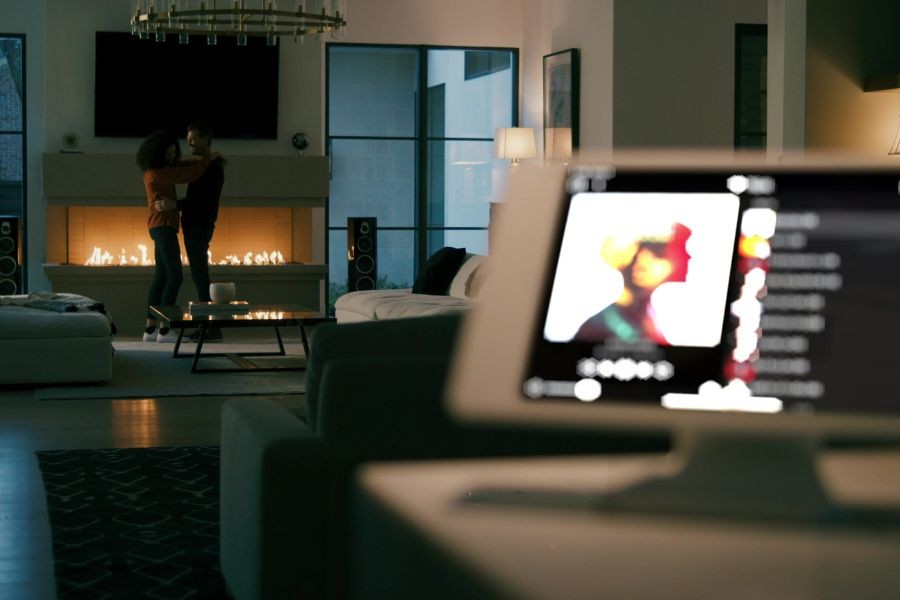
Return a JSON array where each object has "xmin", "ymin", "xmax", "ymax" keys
[{"xmin": 136, "ymin": 129, "xmax": 223, "ymax": 341}]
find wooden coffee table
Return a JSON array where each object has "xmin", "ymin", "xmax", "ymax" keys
[{"xmin": 149, "ymin": 304, "xmax": 335, "ymax": 373}]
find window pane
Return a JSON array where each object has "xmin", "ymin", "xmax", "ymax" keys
[
  {"xmin": 427, "ymin": 229, "xmax": 489, "ymax": 257},
  {"xmin": 0, "ymin": 133, "xmax": 22, "ymax": 181},
  {"xmin": 427, "ymin": 141, "xmax": 498, "ymax": 228},
  {"xmin": 0, "ymin": 133, "xmax": 22, "ymax": 216},
  {"xmin": 329, "ymin": 46, "xmax": 419, "ymax": 138},
  {"xmin": 329, "ymin": 139, "xmax": 416, "ymax": 228},
  {"xmin": 427, "ymin": 49, "xmax": 514, "ymax": 139},
  {"xmin": 377, "ymin": 229, "xmax": 416, "ymax": 289},
  {"xmin": 0, "ymin": 39, "xmax": 23, "ymax": 132}
]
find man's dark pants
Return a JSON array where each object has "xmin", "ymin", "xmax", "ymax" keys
[{"xmin": 183, "ymin": 224, "xmax": 215, "ymax": 302}]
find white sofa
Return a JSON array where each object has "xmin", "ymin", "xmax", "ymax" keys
[
  {"xmin": 335, "ymin": 253, "xmax": 489, "ymax": 323},
  {"xmin": 0, "ymin": 294, "xmax": 114, "ymax": 385}
]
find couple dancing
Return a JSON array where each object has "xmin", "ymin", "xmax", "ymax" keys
[{"xmin": 136, "ymin": 122, "xmax": 225, "ymax": 343}]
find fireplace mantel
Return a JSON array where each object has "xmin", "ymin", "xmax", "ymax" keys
[{"xmin": 43, "ymin": 153, "xmax": 328, "ymax": 206}]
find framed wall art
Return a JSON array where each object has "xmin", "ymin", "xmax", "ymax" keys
[{"xmin": 543, "ymin": 48, "xmax": 580, "ymax": 159}]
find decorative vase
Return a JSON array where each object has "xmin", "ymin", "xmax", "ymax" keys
[{"xmin": 209, "ymin": 282, "xmax": 237, "ymax": 303}]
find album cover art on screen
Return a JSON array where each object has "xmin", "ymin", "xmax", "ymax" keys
[{"xmin": 543, "ymin": 192, "xmax": 738, "ymax": 347}]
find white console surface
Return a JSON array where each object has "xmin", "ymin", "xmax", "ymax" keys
[{"xmin": 358, "ymin": 451, "xmax": 900, "ymax": 600}]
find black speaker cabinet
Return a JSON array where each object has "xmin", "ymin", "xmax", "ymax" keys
[
  {"xmin": 0, "ymin": 216, "xmax": 20, "ymax": 295},
  {"xmin": 347, "ymin": 217, "xmax": 377, "ymax": 291}
]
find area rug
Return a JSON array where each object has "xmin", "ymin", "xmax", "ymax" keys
[
  {"xmin": 36, "ymin": 446, "xmax": 227, "ymax": 600},
  {"xmin": 35, "ymin": 340, "xmax": 305, "ymax": 401}
]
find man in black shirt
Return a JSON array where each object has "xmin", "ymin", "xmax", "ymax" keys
[{"xmin": 180, "ymin": 121, "xmax": 225, "ymax": 341}]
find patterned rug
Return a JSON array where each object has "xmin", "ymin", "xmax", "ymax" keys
[{"xmin": 35, "ymin": 446, "xmax": 228, "ymax": 600}]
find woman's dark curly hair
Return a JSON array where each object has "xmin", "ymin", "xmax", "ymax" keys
[{"xmin": 136, "ymin": 129, "xmax": 181, "ymax": 171}]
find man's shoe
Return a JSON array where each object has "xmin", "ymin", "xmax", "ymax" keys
[
  {"xmin": 189, "ymin": 328, "xmax": 223, "ymax": 343},
  {"xmin": 156, "ymin": 328, "xmax": 179, "ymax": 343}
]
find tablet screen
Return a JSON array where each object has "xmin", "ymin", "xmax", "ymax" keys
[{"xmin": 523, "ymin": 168, "xmax": 900, "ymax": 416}]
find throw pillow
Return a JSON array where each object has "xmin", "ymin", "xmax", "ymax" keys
[{"xmin": 412, "ymin": 246, "xmax": 468, "ymax": 295}]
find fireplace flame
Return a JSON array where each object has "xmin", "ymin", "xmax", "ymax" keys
[
  {"xmin": 83, "ymin": 245, "xmax": 287, "ymax": 266},
  {"xmin": 85, "ymin": 245, "xmax": 154, "ymax": 266},
  {"xmin": 221, "ymin": 250, "xmax": 286, "ymax": 265}
]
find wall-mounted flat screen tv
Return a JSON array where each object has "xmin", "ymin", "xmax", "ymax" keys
[{"xmin": 94, "ymin": 31, "xmax": 279, "ymax": 139}]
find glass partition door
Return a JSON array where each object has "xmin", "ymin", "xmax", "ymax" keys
[{"xmin": 327, "ymin": 44, "xmax": 517, "ymax": 309}]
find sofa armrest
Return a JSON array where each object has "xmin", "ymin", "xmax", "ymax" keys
[
  {"xmin": 448, "ymin": 253, "xmax": 488, "ymax": 299},
  {"xmin": 220, "ymin": 398, "xmax": 331, "ymax": 600},
  {"xmin": 305, "ymin": 314, "xmax": 462, "ymax": 431}
]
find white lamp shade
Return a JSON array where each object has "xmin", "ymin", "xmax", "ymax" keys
[
  {"xmin": 545, "ymin": 127, "xmax": 573, "ymax": 159},
  {"xmin": 494, "ymin": 127, "xmax": 537, "ymax": 161}
]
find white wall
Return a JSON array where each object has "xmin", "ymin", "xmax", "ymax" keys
[
  {"xmin": 613, "ymin": 0, "xmax": 767, "ymax": 148},
  {"xmin": 525, "ymin": 0, "xmax": 766, "ymax": 153},
  {"xmin": 342, "ymin": 0, "xmax": 523, "ymax": 48},
  {"xmin": 804, "ymin": 0, "xmax": 900, "ymax": 155},
  {"xmin": 523, "ymin": 0, "xmax": 614, "ymax": 154},
  {"xmin": 0, "ymin": 0, "xmax": 46, "ymax": 290}
]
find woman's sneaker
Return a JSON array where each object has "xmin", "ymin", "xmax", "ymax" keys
[
  {"xmin": 142, "ymin": 326, "xmax": 157, "ymax": 342},
  {"xmin": 156, "ymin": 327, "xmax": 179, "ymax": 343}
]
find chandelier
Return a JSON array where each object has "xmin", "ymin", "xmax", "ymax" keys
[{"xmin": 130, "ymin": 0, "xmax": 347, "ymax": 46}]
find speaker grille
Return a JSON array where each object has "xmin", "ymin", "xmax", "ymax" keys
[
  {"xmin": 0, "ymin": 256, "xmax": 15, "ymax": 277},
  {"xmin": 356, "ymin": 236, "xmax": 373, "ymax": 254},
  {"xmin": 348, "ymin": 217, "xmax": 377, "ymax": 292},
  {"xmin": 0, "ymin": 217, "xmax": 20, "ymax": 295}
]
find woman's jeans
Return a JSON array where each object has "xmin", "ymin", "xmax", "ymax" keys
[{"xmin": 147, "ymin": 225, "xmax": 183, "ymax": 319}]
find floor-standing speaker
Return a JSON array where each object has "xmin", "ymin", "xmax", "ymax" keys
[
  {"xmin": 347, "ymin": 217, "xmax": 377, "ymax": 291},
  {"xmin": 0, "ymin": 216, "xmax": 20, "ymax": 295}
]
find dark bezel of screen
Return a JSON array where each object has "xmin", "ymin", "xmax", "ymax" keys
[
  {"xmin": 525, "ymin": 169, "xmax": 745, "ymax": 402},
  {"xmin": 94, "ymin": 31, "xmax": 279, "ymax": 139}
]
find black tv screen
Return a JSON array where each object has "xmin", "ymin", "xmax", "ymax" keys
[{"xmin": 94, "ymin": 31, "xmax": 279, "ymax": 139}]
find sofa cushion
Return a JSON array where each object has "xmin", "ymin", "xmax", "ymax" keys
[
  {"xmin": 335, "ymin": 289, "xmax": 409, "ymax": 321},
  {"xmin": 335, "ymin": 289, "xmax": 470, "ymax": 322},
  {"xmin": 412, "ymin": 246, "xmax": 467, "ymax": 295},
  {"xmin": 0, "ymin": 305, "xmax": 112, "ymax": 340}
]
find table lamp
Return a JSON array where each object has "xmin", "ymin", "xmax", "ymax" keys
[{"xmin": 494, "ymin": 127, "xmax": 537, "ymax": 165}]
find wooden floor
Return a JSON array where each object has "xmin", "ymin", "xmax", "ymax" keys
[{"xmin": 0, "ymin": 335, "xmax": 306, "ymax": 600}]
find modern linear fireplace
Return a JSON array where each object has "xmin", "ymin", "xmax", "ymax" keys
[
  {"xmin": 43, "ymin": 153, "xmax": 328, "ymax": 336},
  {"xmin": 67, "ymin": 206, "xmax": 293, "ymax": 266}
]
